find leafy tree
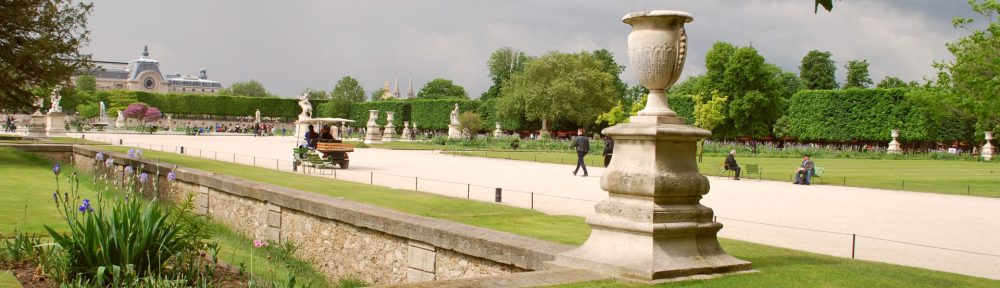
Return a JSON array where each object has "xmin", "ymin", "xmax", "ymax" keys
[
  {"xmin": 306, "ymin": 89, "xmax": 328, "ymax": 100},
  {"xmin": 482, "ymin": 48, "xmax": 532, "ymax": 101},
  {"xmin": 76, "ymin": 102, "xmax": 99, "ymax": 119},
  {"xmin": 844, "ymin": 59, "xmax": 873, "ymax": 89},
  {"xmin": 722, "ymin": 47, "xmax": 787, "ymax": 137},
  {"xmin": 122, "ymin": 102, "xmax": 161, "ymax": 131},
  {"xmin": 75, "ymin": 75, "xmax": 96, "ymax": 95},
  {"xmin": 592, "ymin": 49, "xmax": 629, "ymax": 106},
  {"xmin": 799, "ymin": 50, "xmax": 838, "ymax": 90},
  {"xmin": 936, "ymin": 0, "xmax": 1000, "ymax": 131},
  {"xmin": 595, "ymin": 84, "xmax": 648, "ymax": 126},
  {"xmin": 220, "ymin": 79, "xmax": 272, "ymax": 97},
  {"xmin": 877, "ymin": 76, "xmax": 909, "ymax": 89},
  {"xmin": 417, "ymin": 78, "xmax": 468, "ymax": 99},
  {"xmin": 1, "ymin": 0, "xmax": 93, "ymax": 110},
  {"xmin": 693, "ymin": 90, "xmax": 728, "ymax": 161},
  {"xmin": 458, "ymin": 111, "xmax": 484, "ymax": 139},
  {"xmin": 704, "ymin": 42, "xmax": 737, "ymax": 91},
  {"xmin": 498, "ymin": 51, "xmax": 616, "ymax": 132},
  {"xmin": 370, "ymin": 87, "xmax": 387, "ymax": 101},
  {"xmin": 330, "ymin": 76, "xmax": 366, "ymax": 102},
  {"xmin": 775, "ymin": 70, "xmax": 803, "ymax": 100}
]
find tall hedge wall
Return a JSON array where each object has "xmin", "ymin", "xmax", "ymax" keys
[
  {"xmin": 95, "ymin": 90, "xmax": 311, "ymax": 119},
  {"xmin": 409, "ymin": 99, "xmax": 480, "ymax": 130},
  {"xmin": 348, "ymin": 100, "xmax": 411, "ymax": 128},
  {"xmin": 777, "ymin": 89, "xmax": 970, "ymax": 142}
]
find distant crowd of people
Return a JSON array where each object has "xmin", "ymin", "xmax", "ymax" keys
[
  {"xmin": 3, "ymin": 115, "xmax": 17, "ymax": 133},
  {"xmin": 185, "ymin": 122, "xmax": 287, "ymax": 137}
]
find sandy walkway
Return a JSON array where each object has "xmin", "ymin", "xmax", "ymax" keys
[{"xmin": 75, "ymin": 133, "xmax": 1000, "ymax": 280}]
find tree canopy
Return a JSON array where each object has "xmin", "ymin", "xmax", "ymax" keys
[
  {"xmin": 306, "ymin": 89, "xmax": 328, "ymax": 100},
  {"xmin": 497, "ymin": 51, "xmax": 616, "ymax": 131},
  {"xmin": 417, "ymin": 78, "xmax": 468, "ymax": 99},
  {"xmin": 938, "ymin": 0, "xmax": 1000, "ymax": 131},
  {"xmin": 220, "ymin": 79, "xmax": 273, "ymax": 97},
  {"xmin": 844, "ymin": 59, "xmax": 873, "ymax": 89},
  {"xmin": 330, "ymin": 76, "xmax": 366, "ymax": 102},
  {"xmin": 799, "ymin": 50, "xmax": 839, "ymax": 90},
  {"xmin": 1, "ymin": 0, "xmax": 93, "ymax": 110}
]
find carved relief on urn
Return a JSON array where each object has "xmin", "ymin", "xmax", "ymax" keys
[{"xmin": 623, "ymin": 10, "xmax": 692, "ymax": 117}]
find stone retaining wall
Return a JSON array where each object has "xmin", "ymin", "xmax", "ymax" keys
[{"xmin": 55, "ymin": 145, "xmax": 571, "ymax": 286}]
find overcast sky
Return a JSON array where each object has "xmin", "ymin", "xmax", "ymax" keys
[{"xmin": 83, "ymin": 0, "xmax": 978, "ymax": 98}]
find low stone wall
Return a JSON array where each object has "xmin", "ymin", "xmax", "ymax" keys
[{"xmin": 57, "ymin": 145, "xmax": 571, "ymax": 286}]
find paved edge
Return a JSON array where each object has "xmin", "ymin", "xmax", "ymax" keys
[{"xmin": 377, "ymin": 269, "xmax": 607, "ymax": 288}]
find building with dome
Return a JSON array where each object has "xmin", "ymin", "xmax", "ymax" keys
[{"xmin": 76, "ymin": 46, "xmax": 224, "ymax": 94}]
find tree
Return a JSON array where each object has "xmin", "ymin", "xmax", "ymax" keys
[
  {"xmin": 370, "ymin": 87, "xmax": 386, "ymax": 101},
  {"xmin": 122, "ymin": 102, "xmax": 161, "ymax": 131},
  {"xmin": 458, "ymin": 111, "xmax": 484, "ymax": 139},
  {"xmin": 705, "ymin": 42, "xmax": 737, "ymax": 91},
  {"xmin": 497, "ymin": 51, "xmax": 616, "ymax": 132},
  {"xmin": 306, "ymin": 89, "xmax": 328, "ymax": 100},
  {"xmin": 844, "ymin": 59, "xmax": 873, "ymax": 89},
  {"xmin": 937, "ymin": 0, "xmax": 1000, "ymax": 131},
  {"xmin": 330, "ymin": 76, "xmax": 366, "ymax": 102},
  {"xmin": 75, "ymin": 75, "xmax": 96, "ymax": 95},
  {"xmin": 1, "ymin": 0, "xmax": 93, "ymax": 110},
  {"xmin": 417, "ymin": 78, "xmax": 468, "ymax": 99},
  {"xmin": 592, "ymin": 49, "xmax": 628, "ymax": 106},
  {"xmin": 76, "ymin": 102, "xmax": 99, "ymax": 119},
  {"xmin": 877, "ymin": 76, "xmax": 909, "ymax": 89},
  {"xmin": 799, "ymin": 50, "xmax": 838, "ymax": 90},
  {"xmin": 482, "ymin": 47, "xmax": 532, "ymax": 101},
  {"xmin": 220, "ymin": 79, "xmax": 272, "ymax": 97},
  {"xmin": 693, "ymin": 90, "xmax": 729, "ymax": 162}
]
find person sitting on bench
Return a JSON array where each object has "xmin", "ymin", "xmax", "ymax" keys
[
  {"xmin": 725, "ymin": 149, "xmax": 741, "ymax": 180},
  {"xmin": 794, "ymin": 154, "xmax": 815, "ymax": 185}
]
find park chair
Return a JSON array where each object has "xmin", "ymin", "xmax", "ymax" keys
[
  {"xmin": 293, "ymin": 147, "xmax": 311, "ymax": 167},
  {"xmin": 812, "ymin": 166, "xmax": 825, "ymax": 183},
  {"xmin": 745, "ymin": 164, "xmax": 762, "ymax": 180},
  {"xmin": 717, "ymin": 162, "xmax": 733, "ymax": 178}
]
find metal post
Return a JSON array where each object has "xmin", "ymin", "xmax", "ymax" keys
[
  {"xmin": 276, "ymin": 159, "xmax": 279, "ymax": 170},
  {"xmin": 233, "ymin": 154, "xmax": 236, "ymax": 163},
  {"xmin": 214, "ymin": 151, "xmax": 217, "ymax": 160},
  {"xmin": 967, "ymin": 186, "xmax": 970, "ymax": 195},
  {"xmin": 495, "ymin": 188, "xmax": 502, "ymax": 203},
  {"xmin": 333, "ymin": 167, "xmax": 337, "ymax": 179},
  {"xmin": 415, "ymin": 177, "xmax": 419, "ymax": 191},
  {"xmin": 852, "ymin": 234, "xmax": 856, "ymax": 259},
  {"xmin": 253, "ymin": 156, "xmax": 256, "ymax": 167},
  {"xmin": 901, "ymin": 180, "xmax": 904, "ymax": 190},
  {"xmin": 119, "ymin": 139, "xmax": 123, "ymax": 145},
  {"xmin": 180, "ymin": 146, "xmax": 184, "ymax": 154},
  {"xmin": 370, "ymin": 172, "xmax": 374, "ymax": 185},
  {"xmin": 467, "ymin": 184, "xmax": 470, "ymax": 199},
  {"xmin": 530, "ymin": 193, "xmax": 534, "ymax": 210}
]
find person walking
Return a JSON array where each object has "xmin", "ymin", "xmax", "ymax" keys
[
  {"xmin": 725, "ymin": 149, "xmax": 741, "ymax": 180},
  {"xmin": 603, "ymin": 136, "xmax": 614, "ymax": 167},
  {"xmin": 570, "ymin": 128, "xmax": 590, "ymax": 177},
  {"xmin": 794, "ymin": 154, "xmax": 815, "ymax": 185}
]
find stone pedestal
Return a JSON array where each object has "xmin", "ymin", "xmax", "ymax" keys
[
  {"xmin": 493, "ymin": 122, "xmax": 503, "ymax": 138},
  {"xmin": 364, "ymin": 110, "xmax": 383, "ymax": 145},
  {"xmin": 448, "ymin": 125, "xmax": 462, "ymax": 140},
  {"xmin": 401, "ymin": 121, "xmax": 413, "ymax": 141},
  {"xmin": 45, "ymin": 112, "xmax": 67, "ymax": 137},
  {"xmin": 382, "ymin": 111, "xmax": 397, "ymax": 142},
  {"xmin": 887, "ymin": 129, "xmax": 902, "ymax": 154},
  {"xmin": 115, "ymin": 118, "xmax": 125, "ymax": 128},
  {"xmin": 27, "ymin": 113, "xmax": 46, "ymax": 138},
  {"xmin": 983, "ymin": 131, "xmax": 994, "ymax": 161}
]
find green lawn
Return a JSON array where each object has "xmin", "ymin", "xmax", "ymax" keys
[
  {"xmin": 6, "ymin": 145, "xmax": 998, "ymax": 287},
  {"xmin": 0, "ymin": 270, "xmax": 19, "ymax": 288},
  {"xmin": 445, "ymin": 150, "xmax": 1000, "ymax": 197}
]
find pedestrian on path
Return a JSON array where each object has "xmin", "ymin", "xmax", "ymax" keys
[
  {"xmin": 570, "ymin": 128, "xmax": 589, "ymax": 177},
  {"xmin": 725, "ymin": 149, "xmax": 741, "ymax": 180}
]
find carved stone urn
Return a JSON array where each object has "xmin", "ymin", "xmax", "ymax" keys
[
  {"xmin": 364, "ymin": 110, "xmax": 382, "ymax": 144},
  {"xmin": 983, "ymin": 131, "xmax": 994, "ymax": 161},
  {"xmin": 887, "ymin": 129, "xmax": 902, "ymax": 154},
  {"xmin": 553, "ymin": 10, "xmax": 751, "ymax": 283},
  {"xmin": 382, "ymin": 111, "xmax": 397, "ymax": 142}
]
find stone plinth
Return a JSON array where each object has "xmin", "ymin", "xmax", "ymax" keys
[
  {"xmin": 553, "ymin": 115, "xmax": 751, "ymax": 282},
  {"xmin": 448, "ymin": 125, "xmax": 462, "ymax": 140},
  {"xmin": 115, "ymin": 118, "xmax": 125, "ymax": 128},
  {"xmin": 364, "ymin": 110, "xmax": 383, "ymax": 145},
  {"xmin": 383, "ymin": 111, "xmax": 397, "ymax": 142},
  {"xmin": 983, "ymin": 131, "xmax": 994, "ymax": 161},
  {"xmin": 45, "ymin": 112, "xmax": 67, "ymax": 137},
  {"xmin": 27, "ymin": 113, "xmax": 46, "ymax": 138},
  {"xmin": 494, "ymin": 122, "xmax": 503, "ymax": 139},
  {"xmin": 402, "ymin": 121, "xmax": 413, "ymax": 141},
  {"xmin": 887, "ymin": 129, "xmax": 902, "ymax": 154}
]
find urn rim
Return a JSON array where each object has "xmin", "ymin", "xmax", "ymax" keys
[{"xmin": 622, "ymin": 10, "xmax": 694, "ymax": 24}]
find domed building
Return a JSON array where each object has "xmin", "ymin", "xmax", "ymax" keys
[{"xmin": 76, "ymin": 46, "xmax": 224, "ymax": 94}]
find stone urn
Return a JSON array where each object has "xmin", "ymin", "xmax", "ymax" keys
[
  {"xmin": 983, "ymin": 131, "xmax": 994, "ymax": 161},
  {"xmin": 887, "ymin": 129, "xmax": 902, "ymax": 154},
  {"xmin": 493, "ymin": 122, "xmax": 503, "ymax": 138},
  {"xmin": 364, "ymin": 110, "xmax": 382, "ymax": 144},
  {"xmin": 382, "ymin": 111, "xmax": 397, "ymax": 142},
  {"xmin": 625, "ymin": 10, "xmax": 691, "ymax": 118}
]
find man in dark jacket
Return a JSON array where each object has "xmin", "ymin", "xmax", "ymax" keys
[
  {"xmin": 603, "ymin": 136, "xmax": 614, "ymax": 167},
  {"xmin": 570, "ymin": 128, "xmax": 589, "ymax": 177},
  {"xmin": 794, "ymin": 155, "xmax": 815, "ymax": 185},
  {"xmin": 725, "ymin": 149, "xmax": 741, "ymax": 180}
]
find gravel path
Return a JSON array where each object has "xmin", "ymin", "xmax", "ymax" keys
[{"xmin": 78, "ymin": 133, "xmax": 1000, "ymax": 280}]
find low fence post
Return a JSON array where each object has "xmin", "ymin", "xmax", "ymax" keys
[
  {"xmin": 467, "ymin": 184, "xmax": 470, "ymax": 199},
  {"xmin": 180, "ymin": 146, "xmax": 185, "ymax": 154},
  {"xmin": 530, "ymin": 192, "xmax": 534, "ymax": 210},
  {"xmin": 495, "ymin": 188, "xmax": 502, "ymax": 203},
  {"xmin": 370, "ymin": 171, "xmax": 374, "ymax": 185},
  {"xmin": 852, "ymin": 234, "xmax": 856, "ymax": 259},
  {"xmin": 415, "ymin": 177, "xmax": 418, "ymax": 191}
]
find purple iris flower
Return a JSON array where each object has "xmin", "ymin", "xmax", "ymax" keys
[
  {"xmin": 95, "ymin": 152, "xmax": 104, "ymax": 161},
  {"xmin": 135, "ymin": 149, "xmax": 143, "ymax": 158},
  {"xmin": 52, "ymin": 163, "xmax": 60, "ymax": 175},
  {"xmin": 105, "ymin": 158, "xmax": 114, "ymax": 167},
  {"xmin": 127, "ymin": 149, "xmax": 136, "ymax": 158},
  {"xmin": 167, "ymin": 171, "xmax": 176, "ymax": 182},
  {"xmin": 139, "ymin": 172, "xmax": 149, "ymax": 183},
  {"xmin": 78, "ymin": 199, "xmax": 93, "ymax": 213}
]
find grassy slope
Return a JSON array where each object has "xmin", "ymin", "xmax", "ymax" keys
[
  {"xmin": 445, "ymin": 150, "xmax": 1000, "ymax": 197},
  {"xmin": 87, "ymin": 145, "xmax": 1000, "ymax": 287}
]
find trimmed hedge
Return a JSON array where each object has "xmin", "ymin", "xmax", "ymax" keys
[
  {"xmin": 668, "ymin": 94, "xmax": 695, "ymax": 125},
  {"xmin": 348, "ymin": 100, "xmax": 411, "ymax": 128},
  {"xmin": 409, "ymin": 99, "xmax": 480, "ymax": 130},
  {"xmin": 95, "ymin": 90, "xmax": 314, "ymax": 119},
  {"xmin": 778, "ymin": 88, "xmax": 970, "ymax": 143}
]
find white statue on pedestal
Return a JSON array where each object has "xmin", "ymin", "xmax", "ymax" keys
[
  {"xmin": 448, "ymin": 103, "xmax": 462, "ymax": 139},
  {"xmin": 49, "ymin": 86, "xmax": 63, "ymax": 113},
  {"xmin": 450, "ymin": 104, "xmax": 460, "ymax": 125},
  {"xmin": 255, "ymin": 109, "xmax": 261, "ymax": 123},
  {"xmin": 298, "ymin": 91, "xmax": 313, "ymax": 120}
]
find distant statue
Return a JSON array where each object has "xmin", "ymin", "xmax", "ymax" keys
[
  {"xmin": 298, "ymin": 91, "xmax": 313, "ymax": 119},
  {"xmin": 49, "ymin": 85, "xmax": 63, "ymax": 113},
  {"xmin": 116, "ymin": 110, "xmax": 124, "ymax": 121},
  {"xmin": 32, "ymin": 96, "xmax": 44, "ymax": 115},
  {"xmin": 450, "ymin": 103, "xmax": 459, "ymax": 125},
  {"xmin": 255, "ymin": 109, "xmax": 261, "ymax": 123}
]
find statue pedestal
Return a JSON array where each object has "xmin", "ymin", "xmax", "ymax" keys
[
  {"xmin": 115, "ymin": 118, "xmax": 125, "ymax": 128},
  {"xmin": 551, "ymin": 115, "xmax": 751, "ymax": 283},
  {"xmin": 382, "ymin": 124, "xmax": 397, "ymax": 142},
  {"xmin": 984, "ymin": 143, "xmax": 994, "ymax": 161},
  {"xmin": 887, "ymin": 140, "xmax": 902, "ymax": 154},
  {"xmin": 364, "ymin": 124, "xmax": 383, "ymax": 145},
  {"xmin": 448, "ymin": 125, "xmax": 462, "ymax": 140},
  {"xmin": 45, "ymin": 112, "xmax": 67, "ymax": 137},
  {"xmin": 27, "ymin": 113, "xmax": 46, "ymax": 138},
  {"xmin": 401, "ymin": 127, "xmax": 412, "ymax": 141},
  {"xmin": 494, "ymin": 129, "xmax": 503, "ymax": 139}
]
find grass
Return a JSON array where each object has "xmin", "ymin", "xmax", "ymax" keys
[
  {"xmin": 0, "ymin": 270, "xmax": 18, "ymax": 287},
  {"xmin": 445, "ymin": 150, "xmax": 1000, "ymax": 198},
  {"xmin": 8, "ymin": 144, "xmax": 999, "ymax": 287},
  {"xmin": 0, "ymin": 136, "xmax": 106, "ymax": 145},
  {"xmin": 0, "ymin": 147, "xmax": 333, "ymax": 287}
]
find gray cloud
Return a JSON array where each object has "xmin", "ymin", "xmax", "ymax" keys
[{"xmin": 83, "ymin": 0, "xmax": 977, "ymax": 97}]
